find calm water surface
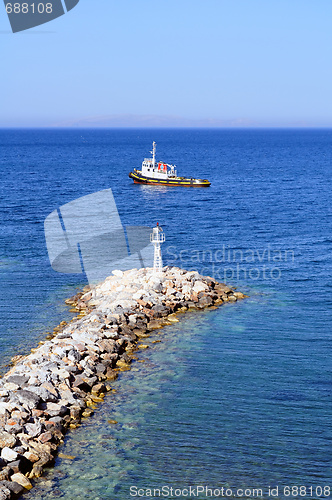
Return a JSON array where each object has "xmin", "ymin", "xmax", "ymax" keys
[{"xmin": 0, "ymin": 129, "xmax": 331, "ymax": 499}]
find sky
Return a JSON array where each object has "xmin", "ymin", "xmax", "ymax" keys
[{"xmin": 1, "ymin": 0, "xmax": 332, "ymax": 127}]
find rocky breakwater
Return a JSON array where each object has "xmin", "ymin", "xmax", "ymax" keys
[{"xmin": 0, "ymin": 267, "xmax": 246, "ymax": 499}]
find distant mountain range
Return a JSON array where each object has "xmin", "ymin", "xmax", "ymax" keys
[
  {"xmin": 52, "ymin": 114, "xmax": 314, "ymax": 128},
  {"xmin": 52, "ymin": 114, "xmax": 257, "ymax": 128}
]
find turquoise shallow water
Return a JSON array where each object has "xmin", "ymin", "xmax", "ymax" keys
[
  {"xmin": 0, "ymin": 129, "xmax": 331, "ymax": 498},
  {"xmin": 22, "ymin": 291, "xmax": 331, "ymax": 499}
]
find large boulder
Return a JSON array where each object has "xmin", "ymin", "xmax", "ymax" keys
[
  {"xmin": 42, "ymin": 403, "xmax": 68, "ymax": 418},
  {"xmin": 0, "ymin": 431, "xmax": 16, "ymax": 449},
  {"xmin": 26, "ymin": 385, "xmax": 58, "ymax": 403},
  {"xmin": 24, "ymin": 421, "xmax": 43, "ymax": 438},
  {"xmin": 0, "ymin": 480, "xmax": 24, "ymax": 496},
  {"xmin": 9, "ymin": 472, "xmax": 32, "ymax": 490},
  {"xmin": 12, "ymin": 390, "xmax": 40, "ymax": 410},
  {"xmin": 5, "ymin": 375, "xmax": 29, "ymax": 388}
]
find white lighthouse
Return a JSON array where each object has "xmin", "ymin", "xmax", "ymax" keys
[{"xmin": 150, "ymin": 223, "xmax": 165, "ymax": 273}]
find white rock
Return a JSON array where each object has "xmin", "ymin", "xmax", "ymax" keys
[
  {"xmin": 72, "ymin": 331, "xmax": 100, "ymax": 346},
  {"xmin": 36, "ymin": 342, "xmax": 53, "ymax": 354},
  {"xmin": 182, "ymin": 284, "xmax": 192, "ymax": 296},
  {"xmin": 193, "ymin": 281, "xmax": 209, "ymax": 293},
  {"xmin": 52, "ymin": 346, "xmax": 68, "ymax": 357},
  {"xmin": 99, "ymin": 281, "xmax": 112, "ymax": 293},
  {"xmin": 87, "ymin": 299, "xmax": 100, "ymax": 307},
  {"xmin": 128, "ymin": 314, "xmax": 137, "ymax": 325},
  {"xmin": 28, "ymin": 377, "xmax": 41, "ymax": 386},
  {"xmin": 112, "ymin": 269, "xmax": 123, "ymax": 277},
  {"xmin": 45, "ymin": 402, "xmax": 67, "ymax": 416},
  {"xmin": 89, "ymin": 313, "xmax": 102, "ymax": 323},
  {"xmin": 113, "ymin": 299, "xmax": 136, "ymax": 310},
  {"xmin": 56, "ymin": 368, "xmax": 71, "ymax": 380},
  {"xmin": 132, "ymin": 289, "xmax": 144, "ymax": 300},
  {"xmin": 186, "ymin": 271, "xmax": 200, "ymax": 279},
  {"xmin": 10, "ymin": 472, "xmax": 33, "ymax": 490},
  {"xmin": 0, "ymin": 402, "xmax": 10, "ymax": 415},
  {"xmin": 3, "ymin": 382, "xmax": 19, "ymax": 391},
  {"xmin": 116, "ymin": 291, "xmax": 132, "ymax": 301},
  {"xmin": 1, "ymin": 446, "xmax": 18, "ymax": 461}
]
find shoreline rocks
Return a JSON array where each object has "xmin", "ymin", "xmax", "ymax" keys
[{"xmin": 0, "ymin": 266, "xmax": 246, "ymax": 498}]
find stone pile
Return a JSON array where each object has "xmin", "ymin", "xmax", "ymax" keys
[{"xmin": 0, "ymin": 267, "xmax": 245, "ymax": 499}]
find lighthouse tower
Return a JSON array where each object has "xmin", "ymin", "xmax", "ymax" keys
[{"xmin": 150, "ymin": 223, "xmax": 165, "ymax": 273}]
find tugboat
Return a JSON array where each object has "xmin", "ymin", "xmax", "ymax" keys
[{"xmin": 129, "ymin": 142, "xmax": 211, "ymax": 187}]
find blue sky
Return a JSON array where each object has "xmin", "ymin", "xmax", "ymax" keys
[{"xmin": 1, "ymin": 0, "xmax": 332, "ymax": 127}]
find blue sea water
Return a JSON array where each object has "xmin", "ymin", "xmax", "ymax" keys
[{"xmin": 0, "ymin": 129, "xmax": 331, "ymax": 499}]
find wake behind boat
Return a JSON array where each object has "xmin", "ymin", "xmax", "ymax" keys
[{"xmin": 129, "ymin": 142, "xmax": 211, "ymax": 187}]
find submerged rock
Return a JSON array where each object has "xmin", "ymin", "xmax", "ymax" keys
[
  {"xmin": 9, "ymin": 472, "xmax": 32, "ymax": 490},
  {"xmin": 0, "ymin": 480, "xmax": 24, "ymax": 496}
]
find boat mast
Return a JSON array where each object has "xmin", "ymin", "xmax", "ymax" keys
[{"xmin": 151, "ymin": 141, "xmax": 156, "ymax": 169}]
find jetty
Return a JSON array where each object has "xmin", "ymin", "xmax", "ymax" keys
[{"xmin": 0, "ymin": 266, "xmax": 245, "ymax": 498}]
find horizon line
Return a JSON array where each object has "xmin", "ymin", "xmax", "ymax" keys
[{"xmin": 1, "ymin": 125, "xmax": 332, "ymax": 130}]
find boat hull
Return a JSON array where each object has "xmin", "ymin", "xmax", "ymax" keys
[{"xmin": 129, "ymin": 171, "xmax": 211, "ymax": 187}]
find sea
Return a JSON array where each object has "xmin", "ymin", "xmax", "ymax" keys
[{"xmin": 0, "ymin": 129, "xmax": 331, "ymax": 500}]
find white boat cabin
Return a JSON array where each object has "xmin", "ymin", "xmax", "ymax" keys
[{"xmin": 140, "ymin": 142, "xmax": 177, "ymax": 179}]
